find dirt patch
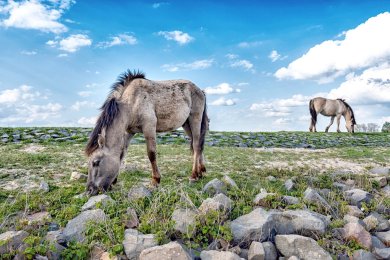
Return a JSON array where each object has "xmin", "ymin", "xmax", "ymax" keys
[{"xmin": 21, "ymin": 144, "xmax": 46, "ymax": 154}]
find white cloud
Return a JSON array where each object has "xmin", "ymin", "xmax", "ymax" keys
[
  {"xmin": 21, "ymin": 50, "xmax": 37, "ymax": 55},
  {"xmin": 0, "ymin": 85, "xmax": 40, "ymax": 104},
  {"xmin": 230, "ymin": 59, "xmax": 254, "ymax": 71},
  {"xmin": 0, "ymin": 0, "xmax": 68, "ymax": 33},
  {"xmin": 211, "ymin": 97, "xmax": 236, "ymax": 106},
  {"xmin": 71, "ymin": 101, "xmax": 96, "ymax": 111},
  {"xmin": 226, "ymin": 53, "xmax": 238, "ymax": 59},
  {"xmin": 152, "ymin": 2, "xmax": 169, "ymax": 8},
  {"xmin": 162, "ymin": 59, "xmax": 213, "ymax": 72},
  {"xmin": 274, "ymin": 118, "xmax": 292, "ymax": 125},
  {"xmin": 269, "ymin": 50, "xmax": 282, "ymax": 62},
  {"xmin": 250, "ymin": 103, "xmax": 291, "ymax": 117},
  {"xmin": 238, "ymin": 41, "xmax": 262, "ymax": 48},
  {"xmin": 204, "ymin": 83, "xmax": 241, "ymax": 95},
  {"xmin": 97, "ymin": 33, "xmax": 137, "ymax": 48},
  {"xmin": 57, "ymin": 53, "xmax": 68, "ymax": 57},
  {"xmin": 158, "ymin": 30, "xmax": 194, "ymax": 45},
  {"xmin": 275, "ymin": 12, "xmax": 390, "ymax": 82},
  {"xmin": 47, "ymin": 34, "xmax": 92, "ymax": 53},
  {"xmin": 77, "ymin": 116, "xmax": 97, "ymax": 126},
  {"xmin": 77, "ymin": 91, "xmax": 92, "ymax": 97}
]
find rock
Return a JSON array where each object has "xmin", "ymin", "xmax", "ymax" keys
[
  {"xmin": 365, "ymin": 212, "xmax": 390, "ymax": 231},
  {"xmin": 124, "ymin": 207, "xmax": 139, "ymax": 229},
  {"xmin": 352, "ymin": 249, "xmax": 376, "ymax": 260},
  {"xmin": 81, "ymin": 194, "xmax": 113, "ymax": 211},
  {"xmin": 39, "ymin": 181, "xmax": 49, "ymax": 192},
  {"xmin": 343, "ymin": 222, "xmax": 372, "ymax": 249},
  {"xmin": 332, "ymin": 182, "xmax": 350, "ymax": 192},
  {"xmin": 26, "ymin": 211, "xmax": 51, "ymax": 226},
  {"xmin": 128, "ymin": 185, "xmax": 152, "ymax": 200},
  {"xmin": 70, "ymin": 171, "xmax": 88, "ymax": 181},
  {"xmin": 262, "ymin": 241, "xmax": 277, "ymax": 260},
  {"xmin": 46, "ymin": 242, "xmax": 66, "ymax": 259},
  {"xmin": 248, "ymin": 241, "xmax": 265, "ymax": 260},
  {"xmin": 45, "ymin": 230, "xmax": 66, "ymax": 245},
  {"xmin": 371, "ymin": 176, "xmax": 387, "ymax": 188},
  {"xmin": 371, "ymin": 235, "xmax": 386, "ymax": 249},
  {"xmin": 222, "ymin": 175, "xmax": 238, "ymax": 189},
  {"xmin": 200, "ymin": 250, "xmax": 244, "ymax": 260},
  {"xmin": 303, "ymin": 187, "xmax": 331, "ymax": 210},
  {"xmin": 284, "ymin": 179, "xmax": 294, "ymax": 191},
  {"xmin": 231, "ymin": 208, "xmax": 274, "ymax": 245},
  {"xmin": 48, "ymin": 222, "xmax": 60, "ymax": 231},
  {"xmin": 374, "ymin": 230, "xmax": 390, "ymax": 246},
  {"xmin": 345, "ymin": 179, "xmax": 356, "ymax": 187},
  {"xmin": 275, "ymin": 234, "xmax": 332, "ymax": 260},
  {"xmin": 172, "ymin": 208, "xmax": 197, "ymax": 235},
  {"xmin": 253, "ymin": 191, "xmax": 276, "ymax": 206},
  {"xmin": 344, "ymin": 189, "xmax": 373, "ymax": 207},
  {"xmin": 373, "ymin": 247, "xmax": 390, "ymax": 260},
  {"xmin": 203, "ymin": 178, "xmax": 227, "ymax": 195},
  {"xmin": 369, "ymin": 167, "xmax": 390, "ymax": 175},
  {"xmin": 139, "ymin": 241, "xmax": 192, "ymax": 260},
  {"xmin": 266, "ymin": 176, "xmax": 277, "ymax": 182},
  {"xmin": 199, "ymin": 193, "xmax": 233, "ymax": 215},
  {"xmin": 123, "ymin": 229, "xmax": 158, "ymax": 260},
  {"xmin": 282, "ymin": 196, "xmax": 299, "ymax": 205},
  {"xmin": 273, "ymin": 210, "xmax": 329, "ymax": 238},
  {"xmin": 0, "ymin": 230, "xmax": 29, "ymax": 254},
  {"xmin": 63, "ymin": 209, "xmax": 106, "ymax": 242},
  {"xmin": 346, "ymin": 205, "xmax": 364, "ymax": 218},
  {"xmin": 100, "ymin": 252, "xmax": 120, "ymax": 260}
]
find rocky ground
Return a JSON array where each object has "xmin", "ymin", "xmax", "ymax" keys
[{"xmin": 0, "ymin": 127, "xmax": 389, "ymax": 259}]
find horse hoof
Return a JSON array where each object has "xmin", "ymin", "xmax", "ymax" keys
[{"xmin": 189, "ymin": 177, "xmax": 198, "ymax": 183}]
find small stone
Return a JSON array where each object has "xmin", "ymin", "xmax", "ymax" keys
[
  {"xmin": 200, "ymin": 250, "xmax": 244, "ymax": 260},
  {"xmin": 266, "ymin": 176, "xmax": 277, "ymax": 182},
  {"xmin": 199, "ymin": 193, "xmax": 232, "ymax": 214},
  {"xmin": 371, "ymin": 176, "xmax": 387, "ymax": 188},
  {"xmin": 374, "ymin": 230, "xmax": 390, "ymax": 246},
  {"xmin": 124, "ymin": 208, "xmax": 139, "ymax": 229},
  {"xmin": 352, "ymin": 249, "xmax": 376, "ymax": 260},
  {"xmin": 253, "ymin": 191, "xmax": 277, "ymax": 206},
  {"xmin": 284, "ymin": 179, "xmax": 294, "ymax": 191},
  {"xmin": 371, "ymin": 235, "xmax": 386, "ymax": 249},
  {"xmin": 345, "ymin": 179, "xmax": 355, "ymax": 186},
  {"xmin": 343, "ymin": 222, "xmax": 372, "ymax": 249},
  {"xmin": 128, "ymin": 185, "xmax": 152, "ymax": 200},
  {"xmin": 39, "ymin": 181, "xmax": 49, "ymax": 192},
  {"xmin": 139, "ymin": 241, "xmax": 192, "ymax": 260},
  {"xmin": 303, "ymin": 187, "xmax": 331, "ymax": 210},
  {"xmin": 262, "ymin": 241, "xmax": 277, "ymax": 260},
  {"xmin": 222, "ymin": 175, "xmax": 238, "ymax": 189},
  {"xmin": 48, "ymin": 222, "xmax": 60, "ymax": 231},
  {"xmin": 344, "ymin": 189, "xmax": 373, "ymax": 207},
  {"xmin": 373, "ymin": 247, "xmax": 390, "ymax": 260},
  {"xmin": 282, "ymin": 195, "xmax": 299, "ymax": 205},
  {"xmin": 0, "ymin": 230, "xmax": 29, "ymax": 254},
  {"xmin": 333, "ymin": 182, "xmax": 350, "ymax": 192},
  {"xmin": 172, "ymin": 208, "xmax": 197, "ymax": 235},
  {"xmin": 81, "ymin": 194, "xmax": 113, "ymax": 211},
  {"xmin": 367, "ymin": 212, "xmax": 390, "ymax": 231},
  {"xmin": 70, "ymin": 171, "xmax": 88, "ymax": 181},
  {"xmin": 369, "ymin": 167, "xmax": 390, "ymax": 175},
  {"xmin": 46, "ymin": 230, "xmax": 66, "ymax": 245},
  {"xmin": 346, "ymin": 205, "xmax": 364, "ymax": 218},
  {"xmin": 26, "ymin": 211, "xmax": 51, "ymax": 226},
  {"xmin": 203, "ymin": 178, "xmax": 227, "ymax": 195},
  {"xmin": 248, "ymin": 241, "xmax": 265, "ymax": 260},
  {"xmin": 122, "ymin": 229, "xmax": 158, "ymax": 260}
]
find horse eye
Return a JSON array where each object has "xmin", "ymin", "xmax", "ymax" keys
[{"xmin": 92, "ymin": 160, "xmax": 100, "ymax": 167}]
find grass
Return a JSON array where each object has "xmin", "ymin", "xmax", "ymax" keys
[{"xmin": 0, "ymin": 129, "xmax": 389, "ymax": 259}]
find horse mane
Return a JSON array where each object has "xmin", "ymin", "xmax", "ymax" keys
[
  {"xmin": 337, "ymin": 98, "xmax": 356, "ymax": 125},
  {"xmin": 85, "ymin": 70, "xmax": 145, "ymax": 156}
]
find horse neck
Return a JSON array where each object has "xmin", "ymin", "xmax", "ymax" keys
[
  {"xmin": 104, "ymin": 111, "xmax": 131, "ymax": 156},
  {"xmin": 343, "ymin": 107, "xmax": 352, "ymax": 121}
]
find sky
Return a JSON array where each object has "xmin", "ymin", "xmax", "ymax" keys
[{"xmin": 0, "ymin": 0, "xmax": 390, "ymax": 132}]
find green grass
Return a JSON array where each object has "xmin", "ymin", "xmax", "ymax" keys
[{"xmin": 0, "ymin": 130, "xmax": 389, "ymax": 259}]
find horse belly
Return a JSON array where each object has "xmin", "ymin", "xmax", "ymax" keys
[{"xmin": 155, "ymin": 103, "xmax": 190, "ymax": 132}]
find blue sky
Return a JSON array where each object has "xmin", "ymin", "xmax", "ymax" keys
[{"xmin": 1, "ymin": 0, "xmax": 390, "ymax": 131}]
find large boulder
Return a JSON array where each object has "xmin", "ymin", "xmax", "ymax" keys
[
  {"xmin": 63, "ymin": 209, "xmax": 106, "ymax": 242},
  {"xmin": 122, "ymin": 229, "xmax": 158, "ymax": 260},
  {"xmin": 275, "ymin": 234, "xmax": 332, "ymax": 260},
  {"xmin": 0, "ymin": 230, "xmax": 29, "ymax": 254},
  {"xmin": 200, "ymin": 250, "xmax": 244, "ymax": 260},
  {"xmin": 139, "ymin": 241, "xmax": 192, "ymax": 260},
  {"xmin": 343, "ymin": 222, "xmax": 372, "ymax": 249}
]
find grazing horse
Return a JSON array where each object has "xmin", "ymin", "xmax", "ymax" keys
[
  {"xmin": 85, "ymin": 70, "xmax": 209, "ymax": 195},
  {"xmin": 309, "ymin": 97, "xmax": 356, "ymax": 133}
]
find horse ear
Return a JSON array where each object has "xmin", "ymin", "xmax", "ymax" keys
[{"xmin": 98, "ymin": 128, "xmax": 106, "ymax": 148}]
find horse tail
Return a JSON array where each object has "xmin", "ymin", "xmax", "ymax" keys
[
  {"xmin": 309, "ymin": 99, "xmax": 317, "ymax": 126},
  {"xmin": 199, "ymin": 92, "xmax": 209, "ymax": 153}
]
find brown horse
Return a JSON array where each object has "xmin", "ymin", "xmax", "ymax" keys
[
  {"xmin": 85, "ymin": 70, "xmax": 209, "ymax": 195},
  {"xmin": 309, "ymin": 97, "xmax": 356, "ymax": 133}
]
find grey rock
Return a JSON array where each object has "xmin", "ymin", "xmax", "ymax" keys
[
  {"xmin": 139, "ymin": 241, "xmax": 192, "ymax": 260},
  {"xmin": 203, "ymin": 178, "xmax": 227, "ymax": 195},
  {"xmin": 332, "ymin": 182, "xmax": 350, "ymax": 192},
  {"xmin": 81, "ymin": 194, "xmax": 113, "ymax": 211},
  {"xmin": 46, "ymin": 242, "xmax": 66, "ymax": 260},
  {"xmin": 172, "ymin": 208, "xmax": 197, "ymax": 235},
  {"xmin": 0, "ymin": 230, "xmax": 29, "ymax": 254},
  {"xmin": 374, "ymin": 230, "xmax": 390, "ymax": 246},
  {"xmin": 369, "ymin": 167, "xmax": 390, "ymax": 175},
  {"xmin": 26, "ymin": 211, "xmax": 51, "ymax": 226},
  {"xmin": 70, "ymin": 171, "xmax": 88, "ymax": 181},
  {"xmin": 128, "ymin": 185, "xmax": 152, "ymax": 200},
  {"xmin": 275, "ymin": 234, "xmax": 332, "ymax": 260},
  {"xmin": 223, "ymin": 175, "xmax": 238, "ymax": 189},
  {"xmin": 262, "ymin": 241, "xmax": 277, "ymax": 260},
  {"xmin": 371, "ymin": 176, "xmax": 387, "ymax": 188},
  {"xmin": 124, "ymin": 207, "xmax": 139, "ymax": 229},
  {"xmin": 46, "ymin": 230, "xmax": 66, "ymax": 245},
  {"xmin": 363, "ymin": 212, "xmax": 390, "ymax": 232},
  {"xmin": 371, "ymin": 235, "xmax": 386, "ymax": 249},
  {"xmin": 373, "ymin": 247, "xmax": 390, "ymax": 260},
  {"xmin": 284, "ymin": 179, "xmax": 294, "ymax": 191},
  {"xmin": 344, "ymin": 189, "xmax": 373, "ymax": 207},
  {"xmin": 123, "ymin": 229, "xmax": 158, "ymax": 260},
  {"xmin": 199, "ymin": 193, "xmax": 232, "ymax": 214},
  {"xmin": 282, "ymin": 196, "xmax": 299, "ymax": 205},
  {"xmin": 63, "ymin": 209, "xmax": 106, "ymax": 242},
  {"xmin": 248, "ymin": 241, "xmax": 265, "ymax": 260},
  {"xmin": 352, "ymin": 249, "xmax": 376, "ymax": 260},
  {"xmin": 303, "ymin": 187, "xmax": 331, "ymax": 210},
  {"xmin": 200, "ymin": 250, "xmax": 244, "ymax": 260},
  {"xmin": 39, "ymin": 181, "xmax": 49, "ymax": 192},
  {"xmin": 266, "ymin": 176, "xmax": 277, "ymax": 182},
  {"xmin": 2, "ymin": 133, "xmax": 9, "ymax": 138},
  {"xmin": 343, "ymin": 222, "xmax": 372, "ymax": 249},
  {"xmin": 346, "ymin": 205, "xmax": 364, "ymax": 218},
  {"xmin": 253, "ymin": 191, "xmax": 276, "ymax": 206}
]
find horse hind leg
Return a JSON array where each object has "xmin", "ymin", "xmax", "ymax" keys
[
  {"xmin": 143, "ymin": 122, "xmax": 161, "ymax": 186},
  {"xmin": 187, "ymin": 115, "xmax": 205, "ymax": 181},
  {"xmin": 325, "ymin": 116, "xmax": 335, "ymax": 132}
]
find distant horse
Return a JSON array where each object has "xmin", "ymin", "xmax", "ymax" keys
[
  {"xmin": 85, "ymin": 70, "xmax": 209, "ymax": 195},
  {"xmin": 309, "ymin": 97, "xmax": 356, "ymax": 133}
]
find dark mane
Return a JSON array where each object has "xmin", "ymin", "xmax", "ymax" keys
[
  {"xmin": 85, "ymin": 70, "xmax": 145, "ymax": 156},
  {"xmin": 337, "ymin": 99, "xmax": 356, "ymax": 125}
]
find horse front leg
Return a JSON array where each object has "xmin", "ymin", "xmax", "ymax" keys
[
  {"xmin": 336, "ymin": 115, "xmax": 341, "ymax": 133},
  {"xmin": 143, "ymin": 128, "xmax": 160, "ymax": 186},
  {"xmin": 325, "ymin": 116, "xmax": 335, "ymax": 132}
]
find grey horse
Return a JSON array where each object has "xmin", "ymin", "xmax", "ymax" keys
[
  {"xmin": 85, "ymin": 70, "xmax": 209, "ymax": 195},
  {"xmin": 309, "ymin": 97, "xmax": 356, "ymax": 133}
]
